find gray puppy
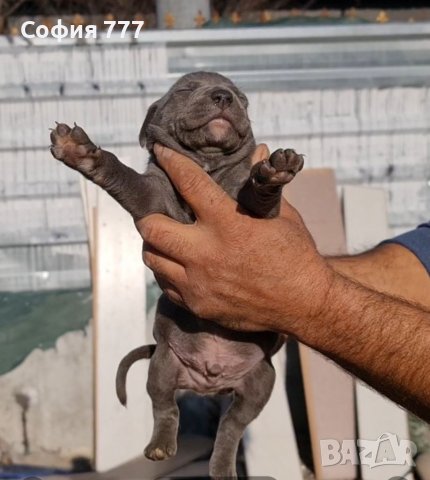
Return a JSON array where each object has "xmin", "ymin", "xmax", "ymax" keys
[{"xmin": 50, "ymin": 71, "xmax": 303, "ymax": 479}]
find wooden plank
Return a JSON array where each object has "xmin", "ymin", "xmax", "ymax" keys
[
  {"xmin": 244, "ymin": 347, "xmax": 303, "ymax": 479},
  {"xmin": 286, "ymin": 169, "xmax": 356, "ymax": 480},
  {"xmin": 342, "ymin": 185, "xmax": 413, "ymax": 480},
  {"xmin": 80, "ymin": 178, "xmax": 98, "ymax": 257},
  {"xmin": 92, "ymin": 177, "xmax": 152, "ymax": 471},
  {"xmin": 343, "ymin": 185, "xmax": 391, "ymax": 253}
]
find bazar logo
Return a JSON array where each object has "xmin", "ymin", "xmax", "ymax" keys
[{"xmin": 320, "ymin": 433, "xmax": 417, "ymax": 468}]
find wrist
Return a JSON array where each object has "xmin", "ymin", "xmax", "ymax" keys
[
  {"xmin": 291, "ymin": 267, "xmax": 349, "ymax": 346},
  {"xmin": 301, "ymin": 271, "xmax": 373, "ymax": 356},
  {"xmin": 271, "ymin": 261, "xmax": 339, "ymax": 339}
]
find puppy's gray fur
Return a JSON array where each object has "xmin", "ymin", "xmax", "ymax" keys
[{"xmin": 50, "ymin": 71, "xmax": 303, "ymax": 479}]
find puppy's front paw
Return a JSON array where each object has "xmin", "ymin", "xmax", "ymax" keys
[
  {"xmin": 50, "ymin": 122, "xmax": 100, "ymax": 173},
  {"xmin": 252, "ymin": 148, "xmax": 304, "ymax": 186}
]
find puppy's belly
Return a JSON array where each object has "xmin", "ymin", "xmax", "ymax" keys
[{"xmin": 169, "ymin": 334, "xmax": 265, "ymax": 394}]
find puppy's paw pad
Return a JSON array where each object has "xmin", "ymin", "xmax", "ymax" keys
[
  {"xmin": 272, "ymin": 148, "xmax": 304, "ymax": 172},
  {"xmin": 144, "ymin": 441, "xmax": 177, "ymax": 461},
  {"xmin": 50, "ymin": 122, "xmax": 99, "ymax": 171},
  {"xmin": 54, "ymin": 122, "xmax": 72, "ymax": 137},
  {"xmin": 254, "ymin": 148, "xmax": 304, "ymax": 186}
]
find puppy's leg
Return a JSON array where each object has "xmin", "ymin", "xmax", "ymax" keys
[
  {"xmin": 145, "ymin": 342, "xmax": 180, "ymax": 461},
  {"xmin": 209, "ymin": 359, "xmax": 275, "ymax": 479},
  {"xmin": 238, "ymin": 148, "xmax": 304, "ymax": 218},
  {"xmin": 50, "ymin": 122, "xmax": 160, "ymax": 220}
]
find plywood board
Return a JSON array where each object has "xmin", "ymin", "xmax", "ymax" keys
[
  {"xmin": 285, "ymin": 169, "xmax": 356, "ymax": 480},
  {"xmin": 92, "ymin": 185, "xmax": 152, "ymax": 472},
  {"xmin": 244, "ymin": 347, "xmax": 303, "ymax": 479},
  {"xmin": 342, "ymin": 185, "xmax": 412, "ymax": 480}
]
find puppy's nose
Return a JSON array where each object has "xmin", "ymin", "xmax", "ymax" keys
[{"xmin": 211, "ymin": 89, "xmax": 233, "ymax": 109}]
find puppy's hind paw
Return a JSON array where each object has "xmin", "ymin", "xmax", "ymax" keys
[{"xmin": 144, "ymin": 439, "xmax": 177, "ymax": 461}]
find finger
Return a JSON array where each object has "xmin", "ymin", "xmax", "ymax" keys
[
  {"xmin": 154, "ymin": 144, "xmax": 236, "ymax": 220},
  {"xmin": 136, "ymin": 214, "xmax": 197, "ymax": 262},
  {"xmin": 144, "ymin": 247, "xmax": 189, "ymax": 305},
  {"xmin": 251, "ymin": 143, "xmax": 270, "ymax": 166},
  {"xmin": 156, "ymin": 275, "xmax": 186, "ymax": 307},
  {"xmin": 279, "ymin": 197, "xmax": 312, "ymax": 242},
  {"xmin": 144, "ymin": 244, "xmax": 188, "ymax": 307},
  {"xmin": 143, "ymin": 245, "xmax": 188, "ymax": 285},
  {"xmin": 279, "ymin": 195, "xmax": 301, "ymax": 220}
]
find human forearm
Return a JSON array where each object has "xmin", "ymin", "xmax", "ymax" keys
[
  {"xmin": 328, "ymin": 244, "xmax": 430, "ymax": 308},
  {"xmin": 292, "ymin": 272, "xmax": 430, "ymax": 421}
]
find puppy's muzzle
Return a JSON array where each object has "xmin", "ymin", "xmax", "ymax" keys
[{"xmin": 211, "ymin": 88, "xmax": 233, "ymax": 110}]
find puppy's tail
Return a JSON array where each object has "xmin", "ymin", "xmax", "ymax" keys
[{"xmin": 116, "ymin": 344, "xmax": 156, "ymax": 407}]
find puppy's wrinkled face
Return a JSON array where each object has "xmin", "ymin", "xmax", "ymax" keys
[{"xmin": 140, "ymin": 72, "xmax": 252, "ymax": 157}]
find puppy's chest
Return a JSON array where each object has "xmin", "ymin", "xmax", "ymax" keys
[{"xmin": 211, "ymin": 165, "xmax": 250, "ymax": 200}]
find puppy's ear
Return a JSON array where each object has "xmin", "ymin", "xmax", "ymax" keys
[{"xmin": 139, "ymin": 101, "xmax": 160, "ymax": 148}]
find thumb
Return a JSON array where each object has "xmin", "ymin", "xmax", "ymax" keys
[
  {"xmin": 154, "ymin": 143, "xmax": 235, "ymax": 221},
  {"xmin": 251, "ymin": 144, "xmax": 270, "ymax": 166},
  {"xmin": 279, "ymin": 196, "xmax": 302, "ymax": 221}
]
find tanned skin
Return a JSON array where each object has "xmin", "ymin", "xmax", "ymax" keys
[
  {"xmin": 139, "ymin": 144, "xmax": 430, "ymax": 422},
  {"xmin": 329, "ymin": 245, "xmax": 430, "ymax": 309}
]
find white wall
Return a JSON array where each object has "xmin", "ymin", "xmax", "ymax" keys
[{"xmin": 1, "ymin": 32, "xmax": 429, "ymax": 291}]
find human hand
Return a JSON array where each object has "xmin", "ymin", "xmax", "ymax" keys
[{"xmin": 136, "ymin": 144, "xmax": 335, "ymax": 333}]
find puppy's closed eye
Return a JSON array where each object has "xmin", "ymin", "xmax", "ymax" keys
[
  {"xmin": 236, "ymin": 92, "xmax": 248, "ymax": 107},
  {"xmin": 239, "ymin": 97, "xmax": 248, "ymax": 107},
  {"xmin": 227, "ymin": 87, "xmax": 248, "ymax": 106},
  {"xmin": 176, "ymin": 82, "xmax": 200, "ymax": 93}
]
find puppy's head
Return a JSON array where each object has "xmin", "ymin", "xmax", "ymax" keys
[{"xmin": 140, "ymin": 72, "xmax": 254, "ymax": 168}]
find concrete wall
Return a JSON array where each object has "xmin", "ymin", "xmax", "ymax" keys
[{"xmin": 0, "ymin": 327, "xmax": 93, "ymax": 468}]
